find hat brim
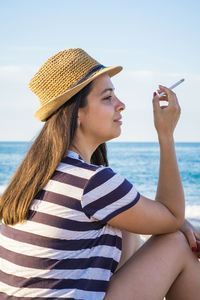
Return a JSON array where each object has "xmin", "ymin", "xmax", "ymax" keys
[{"xmin": 34, "ymin": 65, "xmax": 123, "ymax": 121}]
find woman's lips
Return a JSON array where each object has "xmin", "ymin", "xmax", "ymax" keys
[{"xmin": 114, "ymin": 119, "xmax": 122, "ymax": 125}]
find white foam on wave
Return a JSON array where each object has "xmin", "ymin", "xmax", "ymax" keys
[
  {"xmin": 0, "ymin": 185, "xmax": 7, "ymax": 195},
  {"xmin": 185, "ymin": 205, "xmax": 200, "ymax": 220}
]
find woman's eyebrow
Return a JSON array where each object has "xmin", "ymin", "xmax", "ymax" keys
[{"xmin": 100, "ymin": 87, "xmax": 115, "ymax": 95}]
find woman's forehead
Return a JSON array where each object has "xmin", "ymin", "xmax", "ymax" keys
[{"xmin": 92, "ymin": 74, "xmax": 114, "ymax": 93}]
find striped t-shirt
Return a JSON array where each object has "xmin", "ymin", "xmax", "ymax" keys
[{"xmin": 0, "ymin": 150, "xmax": 140, "ymax": 299}]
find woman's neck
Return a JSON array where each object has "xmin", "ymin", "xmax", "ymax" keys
[{"xmin": 69, "ymin": 141, "xmax": 99, "ymax": 164}]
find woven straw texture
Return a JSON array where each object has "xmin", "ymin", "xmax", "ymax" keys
[
  {"xmin": 29, "ymin": 48, "xmax": 100, "ymax": 107},
  {"xmin": 29, "ymin": 48, "xmax": 122, "ymax": 121}
]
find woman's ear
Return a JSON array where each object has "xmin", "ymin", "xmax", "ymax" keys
[
  {"xmin": 77, "ymin": 112, "xmax": 81, "ymax": 127},
  {"xmin": 77, "ymin": 106, "xmax": 85, "ymax": 127}
]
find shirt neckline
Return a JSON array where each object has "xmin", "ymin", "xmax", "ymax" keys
[
  {"xmin": 67, "ymin": 149, "xmax": 104, "ymax": 168},
  {"xmin": 67, "ymin": 150, "xmax": 84, "ymax": 161}
]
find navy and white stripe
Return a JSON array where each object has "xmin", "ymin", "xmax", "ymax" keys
[
  {"xmin": 82, "ymin": 167, "xmax": 140, "ymax": 223},
  {"xmin": 0, "ymin": 150, "xmax": 140, "ymax": 299}
]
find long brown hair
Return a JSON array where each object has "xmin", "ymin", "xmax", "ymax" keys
[{"xmin": 0, "ymin": 81, "xmax": 108, "ymax": 225}]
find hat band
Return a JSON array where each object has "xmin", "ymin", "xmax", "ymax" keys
[{"xmin": 70, "ymin": 64, "xmax": 106, "ymax": 89}]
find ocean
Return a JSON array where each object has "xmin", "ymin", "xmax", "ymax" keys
[{"xmin": 0, "ymin": 141, "xmax": 199, "ymax": 229}]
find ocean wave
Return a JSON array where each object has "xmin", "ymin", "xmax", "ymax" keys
[
  {"xmin": 0, "ymin": 185, "xmax": 7, "ymax": 195},
  {"xmin": 185, "ymin": 205, "xmax": 200, "ymax": 227}
]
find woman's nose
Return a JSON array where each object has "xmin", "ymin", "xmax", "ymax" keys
[{"xmin": 116, "ymin": 98, "xmax": 125, "ymax": 111}]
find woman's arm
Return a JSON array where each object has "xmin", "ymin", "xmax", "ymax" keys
[
  {"xmin": 107, "ymin": 86, "xmax": 185, "ymax": 234},
  {"xmin": 154, "ymin": 85, "xmax": 185, "ymax": 224},
  {"xmin": 155, "ymin": 136, "xmax": 185, "ymax": 224}
]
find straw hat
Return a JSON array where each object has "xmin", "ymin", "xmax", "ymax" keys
[{"xmin": 29, "ymin": 48, "xmax": 123, "ymax": 121}]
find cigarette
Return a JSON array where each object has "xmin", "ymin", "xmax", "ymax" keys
[{"xmin": 158, "ymin": 78, "xmax": 185, "ymax": 98}]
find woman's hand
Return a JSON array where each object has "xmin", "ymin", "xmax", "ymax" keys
[
  {"xmin": 152, "ymin": 85, "xmax": 181, "ymax": 139},
  {"xmin": 179, "ymin": 219, "xmax": 200, "ymax": 259}
]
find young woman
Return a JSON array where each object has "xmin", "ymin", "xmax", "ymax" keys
[{"xmin": 0, "ymin": 48, "xmax": 200, "ymax": 300}]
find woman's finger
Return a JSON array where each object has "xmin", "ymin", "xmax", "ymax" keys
[
  {"xmin": 196, "ymin": 240, "xmax": 200, "ymax": 259},
  {"xmin": 154, "ymin": 90, "xmax": 168, "ymax": 102},
  {"xmin": 196, "ymin": 239, "xmax": 200, "ymax": 251},
  {"xmin": 195, "ymin": 244, "xmax": 200, "ymax": 258},
  {"xmin": 158, "ymin": 95, "xmax": 169, "ymax": 101},
  {"xmin": 184, "ymin": 229, "xmax": 198, "ymax": 251},
  {"xmin": 156, "ymin": 89, "xmax": 168, "ymax": 100},
  {"xmin": 158, "ymin": 85, "xmax": 178, "ymax": 106},
  {"xmin": 152, "ymin": 93, "xmax": 160, "ymax": 110},
  {"xmin": 194, "ymin": 230, "xmax": 200, "ymax": 241}
]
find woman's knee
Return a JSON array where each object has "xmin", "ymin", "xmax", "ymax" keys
[
  {"xmin": 154, "ymin": 230, "xmax": 189, "ymax": 253},
  {"xmin": 164, "ymin": 230, "xmax": 187, "ymax": 243},
  {"xmin": 105, "ymin": 230, "xmax": 188, "ymax": 300}
]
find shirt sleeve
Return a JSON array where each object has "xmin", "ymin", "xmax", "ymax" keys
[{"xmin": 81, "ymin": 166, "xmax": 140, "ymax": 223}]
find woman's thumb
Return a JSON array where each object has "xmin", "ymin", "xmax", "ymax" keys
[{"xmin": 152, "ymin": 92, "xmax": 160, "ymax": 110}]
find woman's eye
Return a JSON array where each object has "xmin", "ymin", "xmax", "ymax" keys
[{"xmin": 103, "ymin": 96, "xmax": 112, "ymax": 100}]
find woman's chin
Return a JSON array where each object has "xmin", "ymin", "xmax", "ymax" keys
[
  {"xmin": 106, "ymin": 130, "xmax": 121, "ymax": 142},
  {"xmin": 115, "ymin": 127, "xmax": 121, "ymax": 137}
]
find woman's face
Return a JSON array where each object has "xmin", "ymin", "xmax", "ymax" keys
[{"xmin": 78, "ymin": 73, "xmax": 125, "ymax": 144}]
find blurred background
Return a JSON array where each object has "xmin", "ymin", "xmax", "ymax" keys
[
  {"xmin": 0, "ymin": 0, "xmax": 200, "ymax": 142},
  {"xmin": 0, "ymin": 0, "xmax": 199, "ymax": 228}
]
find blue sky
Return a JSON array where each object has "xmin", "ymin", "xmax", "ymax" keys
[{"xmin": 0, "ymin": 0, "xmax": 200, "ymax": 141}]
